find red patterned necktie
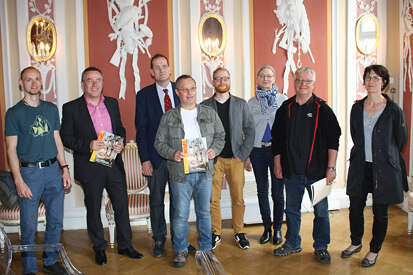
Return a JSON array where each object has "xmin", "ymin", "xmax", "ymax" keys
[{"xmin": 164, "ymin": 89, "xmax": 172, "ymax": 112}]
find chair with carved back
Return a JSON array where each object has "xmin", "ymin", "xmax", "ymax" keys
[{"xmin": 105, "ymin": 141, "xmax": 151, "ymax": 248}]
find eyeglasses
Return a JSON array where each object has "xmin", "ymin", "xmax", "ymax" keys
[
  {"xmin": 213, "ymin": 76, "xmax": 230, "ymax": 82},
  {"xmin": 178, "ymin": 87, "xmax": 197, "ymax": 93},
  {"xmin": 365, "ymin": 76, "xmax": 381, "ymax": 82},
  {"xmin": 258, "ymin": 74, "xmax": 274, "ymax": 79},
  {"xmin": 294, "ymin": 78, "xmax": 313, "ymax": 84}
]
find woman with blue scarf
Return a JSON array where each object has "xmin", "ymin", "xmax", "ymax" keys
[{"xmin": 246, "ymin": 65, "xmax": 287, "ymax": 245}]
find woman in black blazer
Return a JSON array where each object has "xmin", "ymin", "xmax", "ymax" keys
[{"xmin": 341, "ymin": 65, "xmax": 408, "ymax": 267}]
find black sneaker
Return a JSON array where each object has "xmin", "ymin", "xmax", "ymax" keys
[
  {"xmin": 235, "ymin": 233, "xmax": 250, "ymax": 249},
  {"xmin": 212, "ymin": 234, "xmax": 221, "ymax": 250},
  {"xmin": 188, "ymin": 244, "xmax": 197, "ymax": 253},
  {"xmin": 43, "ymin": 262, "xmax": 68, "ymax": 275},
  {"xmin": 153, "ymin": 240, "xmax": 165, "ymax": 257},
  {"xmin": 273, "ymin": 244, "xmax": 302, "ymax": 256},
  {"xmin": 315, "ymin": 249, "xmax": 331, "ymax": 263}
]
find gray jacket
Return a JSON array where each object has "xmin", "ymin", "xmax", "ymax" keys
[
  {"xmin": 201, "ymin": 94, "xmax": 255, "ymax": 161},
  {"xmin": 154, "ymin": 104, "xmax": 225, "ymax": 182}
]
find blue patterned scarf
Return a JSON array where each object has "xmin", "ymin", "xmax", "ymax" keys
[{"xmin": 256, "ymin": 84, "xmax": 279, "ymax": 115}]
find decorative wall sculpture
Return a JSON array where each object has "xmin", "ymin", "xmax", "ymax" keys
[
  {"xmin": 200, "ymin": 0, "xmax": 224, "ymax": 100},
  {"xmin": 28, "ymin": 0, "xmax": 57, "ymax": 104},
  {"xmin": 402, "ymin": 0, "xmax": 413, "ymax": 96},
  {"xmin": 354, "ymin": 0, "xmax": 378, "ymax": 100},
  {"xmin": 272, "ymin": 0, "xmax": 314, "ymax": 95},
  {"xmin": 107, "ymin": 0, "xmax": 152, "ymax": 100}
]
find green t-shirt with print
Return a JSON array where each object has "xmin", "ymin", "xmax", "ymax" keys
[{"xmin": 5, "ymin": 100, "xmax": 60, "ymax": 163}]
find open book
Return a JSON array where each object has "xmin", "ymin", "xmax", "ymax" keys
[
  {"xmin": 89, "ymin": 131, "xmax": 124, "ymax": 167},
  {"xmin": 182, "ymin": 137, "xmax": 209, "ymax": 174},
  {"xmin": 311, "ymin": 178, "xmax": 332, "ymax": 206}
]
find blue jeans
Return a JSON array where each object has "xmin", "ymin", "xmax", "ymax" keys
[
  {"xmin": 19, "ymin": 161, "xmax": 64, "ymax": 274},
  {"xmin": 250, "ymin": 147, "xmax": 284, "ymax": 230},
  {"xmin": 169, "ymin": 173, "xmax": 212, "ymax": 252},
  {"xmin": 284, "ymin": 174, "xmax": 330, "ymax": 250}
]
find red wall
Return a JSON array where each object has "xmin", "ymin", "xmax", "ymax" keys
[
  {"xmin": 0, "ymin": 102, "xmax": 5, "ymax": 171},
  {"xmin": 402, "ymin": 1, "xmax": 413, "ymax": 173},
  {"xmin": 0, "ymin": 21, "xmax": 6, "ymax": 170},
  {"xmin": 87, "ymin": 0, "xmax": 170, "ymax": 142},
  {"xmin": 253, "ymin": 0, "xmax": 329, "ymax": 101}
]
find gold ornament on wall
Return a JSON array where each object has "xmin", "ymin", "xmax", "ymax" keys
[
  {"xmin": 355, "ymin": 14, "xmax": 379, "ymax": 55},
  {"xmin": 26, "ymin": 16, "xmax": 57, "ymax": 61},
  {"xmin": 199, "ymin": 13, "xmax": 226, "ymax": 57}
]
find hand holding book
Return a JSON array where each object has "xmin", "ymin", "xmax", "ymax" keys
[{"xmin": 89, "ymin": 131, "xmax": 124, "ymax": 167}]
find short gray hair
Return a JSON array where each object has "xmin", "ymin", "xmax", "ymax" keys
[
  {"xmin": 257, "ymin": 65, "xmax": 276, "ymax": 77},
  {"xmin": 294, "ymin": 67, "xmax": 316, "ymax": 82}
]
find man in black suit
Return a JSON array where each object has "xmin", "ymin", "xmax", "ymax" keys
[
  {"xmin": 135, "ymin": 53, "xmax": 182, "ymax": 257},
  {"xmin": 60, "ymin": 67, "xmax": 143, "ymax": 265}
]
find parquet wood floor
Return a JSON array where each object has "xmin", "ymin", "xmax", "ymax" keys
[{"xmin": 8, "ymin": 205, "xmax": 413, "ymax": 274}]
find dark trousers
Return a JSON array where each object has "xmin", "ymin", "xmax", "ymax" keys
[
  {"xmin": 349, "ymin": 162, "xmax": 389, "ymax": 253},
  {"xmin": 148, "ymin": 159, "xmax": 173, "ymax": 242},
  {"xmin": 81, "ymin": 163, "xmax": 131, "ymax": 251},
  {"xmin": 250, "ymin": 147, "xmax": 284, "ymax": 230}
]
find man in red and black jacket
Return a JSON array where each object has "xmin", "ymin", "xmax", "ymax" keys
[{"xmin": 271, "ymin": 67, "xmax": 341, "ymax": 263}]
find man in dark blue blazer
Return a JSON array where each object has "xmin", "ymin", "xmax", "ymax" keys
[
  {"xmin": 135, "ymin": 54, "xmax": 180, "ymax": 257},
  {"xmin": 61, "ymin": 67, "xmax": 143, "ymax": 266}
]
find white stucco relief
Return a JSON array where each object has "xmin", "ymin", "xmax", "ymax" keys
[
  {"xmin": 107, "ymin": 0, "xmax": 152, "ymax": 100},
  {"xmin": 272, "ymin": 0, "xmax": 314, "ymax": 95},
  {"xmin": 29, "ymin": 0, "xmax": 57, "ymax": 102},
  {"xmin": 355, "ymin": 0, "xmax": 377, "ymax": 99},
  {"xmin": 402, "ymin": 0, "xmax": 413, "ymax": 94}
]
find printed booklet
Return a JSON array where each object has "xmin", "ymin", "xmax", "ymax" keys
[
  {"xmin": 311, "ymin": 178, "xmax": 332, "ymax": 206},
  {"xmin": 182, "ymin": 137, "xmax": 209, "ymax": 174},
  {"xmin": 89, "ymin": 131, "xmax": 124, "ymax": 167}
]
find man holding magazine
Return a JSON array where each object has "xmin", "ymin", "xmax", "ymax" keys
[
  {"xmin": 60, "ymin": 67, "xmax": 143, "ymax": 266},
  {"xmin": 155, "ymin": 75, "xmax": 225, "ymax": 268}
]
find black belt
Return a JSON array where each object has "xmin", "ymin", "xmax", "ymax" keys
[
  {"xmin": 261, "ymin": 141, "xmax": 272, "ymax": 147},
  {"xmin": 21, "ymin": 157, "xmax": 57, "ymax": 168}
]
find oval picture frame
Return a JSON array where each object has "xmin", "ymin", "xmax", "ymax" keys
[
  {"xmin": 199, "ymin": 13, "xmax": 226, "ymax": 57},
  {"xmin": 355, "ymin": 14, "xmax": 379, "ymax": 55},
  {"xmin": 27, "ymin": 16, "xmax": 57, "ymax": 61}
]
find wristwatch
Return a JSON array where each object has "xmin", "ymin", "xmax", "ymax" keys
[{"xmin": 327, "ymin": 166, "xmax": 336, "ymax": 171}]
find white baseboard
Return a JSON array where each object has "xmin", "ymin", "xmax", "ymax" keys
[
  {"xmin": 244, "ymin": 187, "xmax": 352, "ymax": 224},
  {"xmin": 3, "ymin": 188, "xmax": 358, "ymax": 234}
]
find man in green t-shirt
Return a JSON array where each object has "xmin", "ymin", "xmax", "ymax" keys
[{"xmin": 5, "ymin": 67, "xmax": 71, "ymax": 275}]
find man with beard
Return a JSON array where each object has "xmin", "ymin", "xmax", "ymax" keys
[{"xmin": 201, "ymin": 67, "xmax": 255, "ymax": 249}]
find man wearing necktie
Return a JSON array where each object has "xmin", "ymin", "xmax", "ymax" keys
[{"xmin": 135, "ymin": 54, "xmax": 181, "ymax": 257}]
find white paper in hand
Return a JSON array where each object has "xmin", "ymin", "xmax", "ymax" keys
[{"xmin": 311, "ymin": 178, "xmax": 332, "ymax": 206}]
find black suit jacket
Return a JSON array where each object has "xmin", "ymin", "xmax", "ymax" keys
[
  {"xmin": 60, "ymin": 95, "xmax": 126, "ymax": 183},
  {"xmin": 135, "ymin": 82, "xmax": 180, "ymax": 169}
]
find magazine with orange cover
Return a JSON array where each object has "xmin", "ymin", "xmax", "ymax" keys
[
  {"xmin": 182, "ymin": 137, "xmax": 209, "ymax": 174},
  {"xmin": 89, "ymin": 131, "xmax": 124, "ymax": 167}
]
